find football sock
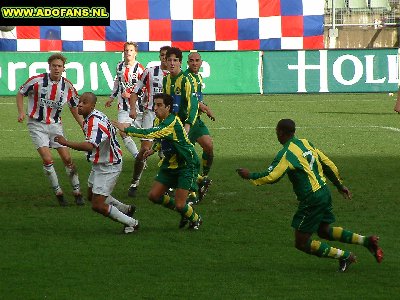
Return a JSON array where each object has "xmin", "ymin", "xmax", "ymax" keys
[
  {"xmin": 131, "ymin": 158, "xmax": 145, "ymax": 185},
  {"xmin": 43, "ymin": 162, "xmax": 62, "ymax": 195},
  {"xmin": 201, "ymin": 152, "xmax": 213, "ymax": 176},
  {"xmin": 108, "ymin": 205, "xmax": 138, "ymax": 227},
  {"xmin": 329, "ymin": 227, "xmax": 365, "ymax": 245},
  {"xmin": 123, "ymin": 136, "xmax": 139, "ymax": 158},
  {"xmin": 105, "ymin": 195, "xmax": 130, "ymax": 214},
  {"xmin": 308, "ymin": 239, "xmax": 351, "ymax": 259},
  {"xmin": 156, "ymin": 194, "xmax": 176, "ymax": 210},
  {"xmin": 178, "ymin": 204, "xmax": 199, "ymax": 222},
  {"xmin": 65, "ymin": 164, "xmax": 81, "ymax": 194},
  {"xmin": 197, "ymin": 174, "xmax": 204, "ymax": 184}
]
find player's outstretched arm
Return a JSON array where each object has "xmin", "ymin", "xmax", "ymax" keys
[
  {"xmin": 16, "ymin": 92, "xmax": 25, "ymax": 123},
  {"xmin": 236, "ymin": 168, "xmax": 250, "ymax": 179}
]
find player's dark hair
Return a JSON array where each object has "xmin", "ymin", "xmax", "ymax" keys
[
  {"xmin": 154, "ymin": 93, "xmax": 174, "ymax": 112},
  {"xmin": 81, "ymin": 92, "xmax": 97, "ymax": 105},
  {"xmin": 166, "ymin": 47, "xmax": 182, "ymax": 62},
  {"xmin": 160, "ymin": 45, "xmax": 171, "ymax": 53},
  {"xmin": 277, "ymin": 119, "xmax": 296, "ymax": 135},
  {"xmin": 48, "ymin": 53, "xmax": 67, "ymax": 66}
]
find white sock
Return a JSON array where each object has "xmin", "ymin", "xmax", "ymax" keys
[
  {"xmin": 108, "ymin": 206, "xmax": 138, "ymax": 227},
  {"xmin": 43, "ymin": 163, "xmax": 62, "ymax": 195},
  {"xmin": 65, "ymin": 165, "xmax": 81, "ymax": 194},
  {"xmin": 105, "ymin": 195, "xmax": 130, "ymax": 214},
  {"xmin": 123, "ymin": 136, "xmax": 139, "ymax": 158}
]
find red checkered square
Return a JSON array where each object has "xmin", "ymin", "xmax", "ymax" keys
[
  {"xmin": 149, "ymin": 20, "xmax": 171, "ymax": 41},
  {"xmin": 303, "ymin": 35, "xmax": 324, "ymax": 49},
  {"xmin": 171, "ymin": 41, "xmax": 194, "ymax": 51},
  {"xmin": 16, "ymin": 26, "xmax": 40, "ymax": 39},
  {"xmin": 193, "ymin": 0, "xmax": 215, "ymax": 19},
  {"xmin": 83, "ymin": 27, "xmax": 106, "ymax": 41},
  {"xmin": 40, "ymin": 39, "xmax": 62, "ymax": 51},
  {"xmin": 105, "ymin": 41, "xmax": 125, "ymax": 51},
  {"xmin": 126, "ymin": 0, "xmax": 149, "ymax": 19},
  {"xmin": 281, "ymin": 16, "xmax": 303, "ymax": 37},
  {"xmin": 215, "ymin": 19, "xmax": 238, "ymax": 41},
  {"xmin": 259, "ymin": 0, "xmax": 280, "ymax": 17},
  {"xmin": 238, "ymin": 40, "xmax": 260, "ymax": 50}
]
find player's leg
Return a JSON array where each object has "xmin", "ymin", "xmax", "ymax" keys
[
  {"xmin": 318, "ymin": 223, "xmax": 383, "ymax": 263},
  {"xmin": 56, "ymin": 147, "xmax": 84, "ymax": 206},
  {"xmin": 117, "ymin": 110, "xmax": 139, "ymax": 158},
  {"xmin": 129, "ymin": 139, "xmax": 152, "ymax": 197},
  {"xmin": 196, "ymin": 134, "xmax": 213, "ymax": 177},
  {"xmin": 89, "ymin": 164, "xmax": 139, "ymax": 233},
  {"xmin": 28, "ymin": 121, "xmax": 66, "ymax": 205}
]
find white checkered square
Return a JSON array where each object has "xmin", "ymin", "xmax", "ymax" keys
[
  {"xmin": 193, "ymin": 19, "xmax": 216, "ymax": 42},
  {"xmin": 237, "ymin": 0, "xmax": 260, "ymax": 19},
  {"xmin": 170, "ymin": 0, "xmax": 193, "ymax": 20},
  {"xmin": 126, "ymin": 20, "xmax": 149, "ymax": 42},
  {"xmin": 61, "ymin": 26, "xmax": 83, "ymax": 41},
  {"xmin": 215, "ymin": 40, "xmax": 238, "ymax": 50},
  {"xmin": 83, "ymin": 40, "xmax": 106, "ymax": 51},
  {"xmin": 259, "ymin": 17, "xmax": 282, "ymax": 39}
]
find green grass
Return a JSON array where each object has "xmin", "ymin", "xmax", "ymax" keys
[{"xmin": 1, "ymin": 93, "xmax": 399, "ymax": 299}]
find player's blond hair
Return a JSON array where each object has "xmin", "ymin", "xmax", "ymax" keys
[{"xmin": 124, "ymin": 41, "xmax": 139, "ymax": 51}]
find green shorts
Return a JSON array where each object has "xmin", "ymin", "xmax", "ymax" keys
[
  {"xmin": 188, "ymin": 117, "xmax": 210, "ymax": 144},
  {"xmin": 291, "ymin": 186, "xmax": 336, "ymax": 233},
  {"xmin": 155, "ymin": 162, "xmax": 199, "ymax": 191}
]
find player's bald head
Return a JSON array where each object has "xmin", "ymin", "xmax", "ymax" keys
[
  {"xmin": 188, "ymin": 51, "xmax": 201, "ymax": 60},
  {"xmin": 80, "ymin": 92, "xmax": 97, "ymax": 105}
]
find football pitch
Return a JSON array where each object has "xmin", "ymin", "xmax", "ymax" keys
[{"xmin": 1, "ymin": 93, "xmax": 399, "ymax": 299}]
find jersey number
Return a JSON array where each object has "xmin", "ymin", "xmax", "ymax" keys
[{"xmin": 302, "ymin": 150, "xmax": 315, "ymax": 170}]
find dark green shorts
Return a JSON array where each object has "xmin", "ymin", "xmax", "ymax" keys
[
  {"xmin": 188, "ymin": 117, "xmax": 210, "ymax": 144},
  {"xmin": 155, "ymin": 162, "xmax": 199, "ymax": 191},
  {"xmin": 291, "ymin": 186, "xmax": 336, "ymax": 233}
]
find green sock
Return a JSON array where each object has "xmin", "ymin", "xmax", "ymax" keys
[
  {"xmin": 308, "ymin": 239, "xmax": 351, "ymax": 259},
  {"xmin": 201, "ymin": 152, "xmax": 213, "ymax": 176},
  {"xmin": 179, "ymin": 204, "xmax": 199, "ymax": 222},
  {"xmin": 156, "ymin": 195, "xmax": 176, "ymax": 210},
  {"xmin": 329, "ymin": 227, "xmax": 365, "ymax": 245}
]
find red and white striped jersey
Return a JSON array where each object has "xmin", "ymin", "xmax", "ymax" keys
[
  {"xmin": 84, "ymin": 109, "xmax": 122, "ymax": 165},
  {"xmin": 18, "ymin": 73, "xmax": 79, "ymax": 124},
  {"xmin": 110, "ymin": 61, "xmax": 145, "ymax": 112},
  {"xmin": 133, "ymin": 65, "xmax": 168, "ymax": 111}
]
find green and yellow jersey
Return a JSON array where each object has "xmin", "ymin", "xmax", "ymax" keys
[
  {"xmin": 124, "ymin": 114, "xmax": 198, "ymax": 170},
  {"xmin": 163, "ymin": 71, "xmax": 198, "ymax": 126},
  {"xmin": 183, "ymin": 69, "xmax": 204, "ymax": 103},
  {"xmin": 249, "ymin": 137, "xmax": 344, "ymax": 201}
]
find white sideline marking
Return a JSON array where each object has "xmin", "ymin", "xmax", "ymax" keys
[
  {"xmin": 2, "ymin": 125, "xmax": 400, "ymax": 132},
  {"xmin": 0, "ymin": 103, "xmax": 15, "ymax": 105}
]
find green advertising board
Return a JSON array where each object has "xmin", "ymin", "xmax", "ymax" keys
[
  {"xmin": 0, "ymin": 51, "xmax": 261, "ymax": 96},
  {"xmin": 263, "ymin": 49, "xmax": 399, "ymax": 93}
]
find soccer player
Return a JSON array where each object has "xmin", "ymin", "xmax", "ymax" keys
[
  {"xmin": 55, "ymin": 92, "xmax": 139, "ymax": 234},
  {"xmin": 16, "ymin": 53, "xmax": 84, "ymax": 206},
  {"xmin": 184, "ymin": 51, "xmax": 215, "ymax": 203},
  {"xmin": 126, "ymin": 45, "xmax": 171, "ymax": 198},
  {"xmin": 237, "ymin": 119, "xmax": 383, "ymax": 272},
  {"xmin": 113, "ymin": 93, "xmax": 202, "ymax": 230},
  {"xmin": 106, "ymin": 42, "xmax": 145, "ymax": 169}
]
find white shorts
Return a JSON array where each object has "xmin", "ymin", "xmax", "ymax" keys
[
  {"xmin": 88, "ymin": 162, "xmax": 122, "ymax": 196},
  {"xmin": 118, "ymin": 109, "xmax": 156, "ymax": 141},
  {"xmin": 27, "ymin": 118, "xmax": 66, "ymax": 149}
]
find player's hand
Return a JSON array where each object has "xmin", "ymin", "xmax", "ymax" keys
[
  {"xmin": 339, "ymin": 186, "xmax": 352, "ymax": 200},
  {"xmin": 54, "ymin": 135, "xmax": 67, "ymax": 146},
  {"xmin": 129, "ymin": 108, "xmax": 137, "ymax": 120},
  {"xmin": 17, "ymin": 113, "xmax": 25, "ymax": 123},
  {"xmin": 122, "ymin": 91, "xmax": 131, "ymax": 99},
  {"xmin": 236, "ymin": 168, "xmax": 250, "ymax": 179},
  {"xmin": 105, "ymin": 97, "xmax": 114, "ymax": 108},
  {"xmin": 111, "ymin": 120, "xmax": 128, "ymax": 132},
  {"xmin": 143, "ymin": 149, "xmax": 155, "ymax": 160},
  {"xmin": 184, "ymin": 123, "xmax": 191, "ymax": 134},
  {"xmin": 206, "ymin": 111, "xmax": 216, "ymax": 121}
]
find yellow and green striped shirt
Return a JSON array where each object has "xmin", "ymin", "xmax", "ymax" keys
[
  {"xmin": 249, "ymin": 137, "xmax": 344, "ymax": 201},
  {"xmin": 124, "ymin": 114, "xmax": 198, "ymax": 170},
  {"xmin": 163, "ymin": 71, "xmax": 199, "ymax": 125}
]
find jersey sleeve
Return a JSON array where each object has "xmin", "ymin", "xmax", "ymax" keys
[
  {"xmin": 249, "ymin": 151, "xmax": 290, "ymax": 185},
  {"xmin": 316, "ymin": 148, "xmax": 344, "ymax": 189},
  {"xmin": 183, "ymin": 77, "xmax": 199, "ymax": 125},
  {"xmin": 65, "ymin": 79, "xmax": 79, "ymax": 108},
  {"xmin": 124, "ymin": 116, "xmax": 175, "ymax": 139},
  {"xmin": 86, "ymin": 117, "xmax": 109, "ymax": 148}
]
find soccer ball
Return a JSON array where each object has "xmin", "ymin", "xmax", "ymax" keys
[{"xmin": 0, "ymin": 26, "xmax": 16, "ymax": 32}]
